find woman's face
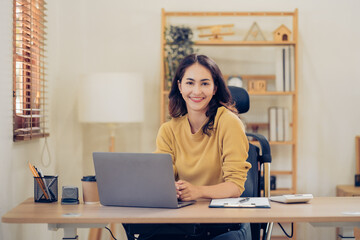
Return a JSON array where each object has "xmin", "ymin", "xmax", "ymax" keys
[{"xmin": 178, "ymin": 63, "xmax": 217, "ymax": 115}]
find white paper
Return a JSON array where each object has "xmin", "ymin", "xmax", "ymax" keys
[{"xmin": 210, "ymin": 197, "xmax": 270, "ymax": 208}]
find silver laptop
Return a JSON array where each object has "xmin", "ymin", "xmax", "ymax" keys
[{"xmin": 93, "ymin": 152, "xmax": 195, "ymax": 208}]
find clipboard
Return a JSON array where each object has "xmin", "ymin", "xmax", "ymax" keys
[{"xmin": 209, "ymin": 197, "xmax": 270, "ymax": 208}]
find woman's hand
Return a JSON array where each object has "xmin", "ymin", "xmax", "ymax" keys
[
  {"xmin": 175, "ymin": 180, "xmax": 202, "ymax": 201},
  {"xmin": 175, "ymin": 180, "xmax": 241, "ymax": 200}
]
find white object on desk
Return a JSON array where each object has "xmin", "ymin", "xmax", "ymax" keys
[
  {"xmin": 270, "ymin": 194, "xmax": 313, "ymax": 204},
  {"xmin": 209, "ymin": 197, "xmax": 270, "ymax": 208}
]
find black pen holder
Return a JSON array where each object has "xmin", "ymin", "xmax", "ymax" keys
[{"xmin": 34, "ymin": 175, "xmax": 58, "ymax": 203}]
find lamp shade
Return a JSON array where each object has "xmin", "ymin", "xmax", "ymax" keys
[{"xmin": 78, "ymin": 72, "xmax": 144, "ymax": 123}]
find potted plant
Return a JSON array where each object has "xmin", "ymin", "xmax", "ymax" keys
[{"xmin": 164, "ymin": 25, "xmax": 197, "ymax": 88}]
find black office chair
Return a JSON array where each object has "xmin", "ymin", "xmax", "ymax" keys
[
  {"xmin": 124, "ymin": 87, "xmax": 273, "ymax": 240},
  {"xmin": 228, "ymin": 86, "xmax": 273, "ymax": 240}
]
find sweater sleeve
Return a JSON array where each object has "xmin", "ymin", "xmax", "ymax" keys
[
  {"xmin": 154, "ymin": 123, "xmax": 178, "ymax": 178},
  {"xmin": 219, "ymin": 113, "xmax": 251, "ymax": 195}
]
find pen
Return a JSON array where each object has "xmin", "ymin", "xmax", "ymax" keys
[
  {"xmin": 28, "ymin": 162, "xmax": 49, "ymax": 200},
  {"xmin": 38, "ymin": 168, "xmax": 52, "ymax": 201},
  {"xmin": 239, "ymin": 197, "xmax": 250, "ymax": 203}
]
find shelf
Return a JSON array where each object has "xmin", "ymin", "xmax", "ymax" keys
[
  {"xmin": 224, "ymin": 74, "xmax": 275, "ymax": 81},
  {"xmin": 261, "ymin": 188, "xmax": 296, "ymax": 196},
  {"xmin": 247, "ymin": 122, "xmax": 268, "ymax": 128},
  {"xmin": 271, "ymin": 188, "xmax": 296, "ymax": 195},
  {"xmin": 195, "ymin": 41, "xmax": 296, "ymax": 46},
  {"xmin": 271, "ymin": 171, "xmax": 293, "ymax": 175},
  {"xmin": 269, "ymin": 141, "xmax": 294, "ymax": 145},
  {"xmin": 165, "ymin": 11, "xmax": 296, "ymax": 17},
  {"xmin": 163, "ymin": 90, "xmax": 295, "ymax": 96},
  {"xmin": 250, "ymin": 140, "xmax": 294, "ymax": 145},
  {"xmin": 268, "ymin": 236, "xmax": 290, "ymax": 240},
  {"xmin": 249, "ymin": 91, "xmax": 295, "ymax": 96},
  {"xmin": 246, "ymin": 122, "xmax": 268, "ymax": 132}
]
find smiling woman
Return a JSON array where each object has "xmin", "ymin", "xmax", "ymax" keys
[
  {"xmin": 13, "ymin": 0, "xmax": 49, "ymax": 141},
  {"xmin": 151, "ymin": 54, "xmax": 252, "ymax": 240}
]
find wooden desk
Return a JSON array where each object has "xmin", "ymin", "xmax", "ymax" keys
[
  {"xmin": 336, "ymin": 185, "xmax": 360, "ymax": 239},
  {"xmin": 337, "ymin": 185, "xmax": 360, "ymax": 197},
  {"xmin": 2, "ymin": 197, "xmax": 360, "ymax": 239}
]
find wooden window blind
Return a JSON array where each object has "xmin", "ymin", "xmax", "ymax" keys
[{"xmin": 13, "ymin": 0, "xmax": 49, "ymax": 141}]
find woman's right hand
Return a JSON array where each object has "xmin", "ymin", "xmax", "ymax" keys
[{"xmin": 175, "ymin": 180, "xmax": 202, "ymax": 201}]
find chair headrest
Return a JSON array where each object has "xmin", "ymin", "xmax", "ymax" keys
[{"xmin": 228, "ymin": 86, "xmax": 250, "ymax": 114}]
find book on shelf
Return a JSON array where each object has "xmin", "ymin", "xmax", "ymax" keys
[
  {"xmin": 268, "ymin": 107, "xmax": 290, "ymax": 142},
  {"xmin": 269, "ymin": 107, "xmax": 277, "ymax": 142},
  {"xmin": 275, "ymin": 46, "xmax": 295, "ymax": 92},
  {"xmin": 284, "ymin": 47, "xmax": 290, "ymax": 92},
  {"xmin": 275, "ymin": 48, "xmax": 283, "ymax": 92},
  {"xmin": 276, "ymin": 108, "xmax": 284, "ymax": 141},
  {"xmin": 283, "ymin": 108, "xmax": 290, "ymax": 141},
  {"xmin": 289, "ymin": 46, "xmax": 295, "ymax": 91}
]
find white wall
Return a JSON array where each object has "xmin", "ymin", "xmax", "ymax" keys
[
  {"xmin": 0, "ymin": 1, "xmax": 57, "ymax": 239},
  {"xmin": 1, "ymin": 0, "xmax": 360, "ymax": 240}
]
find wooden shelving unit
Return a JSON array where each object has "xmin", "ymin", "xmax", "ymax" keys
[{"xmin": 160, "ymin": 9, "xmax": 299, "ymax": 239}]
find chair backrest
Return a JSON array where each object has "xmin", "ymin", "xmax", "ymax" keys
[
  {"xmin": 228, "ymin": 86, "xmax": 272, "ymax": 240},
  {"xmin": 228, "ymin": 86, "xmax": 260, "ymax": 197},
  {"xmin": 228, "ymin": 86, "xmax": 250, "ymax": 114}
]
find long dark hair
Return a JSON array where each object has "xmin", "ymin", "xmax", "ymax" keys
[{"xmin": 168, "ymin": 54, "xmax": 237, "ymax": 135}]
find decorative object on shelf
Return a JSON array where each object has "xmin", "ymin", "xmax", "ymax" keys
[
  {"xmin": 246, "ymin": 122, "xmax": 268, "ymax": 133},
  {"xmin": 244, "ymin": 22, "xmax": 266, "ymax": 41},
  {"xmin": 197, "ymin": 24, "xmax": 234, "ymax": 40},
  {"xmin": 273, "ymin": 24, "xmax": 292, "ymax": 42},
  {"xmin": 248, "ymin": 79, "xmax": 267, "ymax": 93},
  {"xmin": 165, "ymin": 25, "xmax": 197, "ymax": 87},
  {"xmin": 227, "ymin": 75, "xmax": 243, "ymax": 87}
]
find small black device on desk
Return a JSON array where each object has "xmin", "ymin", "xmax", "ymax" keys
[{"xmin": 61, "ymin": 186, "xmax": 79, "ymax": 205}]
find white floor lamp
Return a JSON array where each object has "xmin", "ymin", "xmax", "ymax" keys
[{"xmin": 78, "ymin": 72, "xmax": 144, "ymax": 240}]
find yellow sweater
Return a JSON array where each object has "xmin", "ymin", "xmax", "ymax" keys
[{"xmin": 155, "ymin": 106, "xmax": 251, "ymax": 195}]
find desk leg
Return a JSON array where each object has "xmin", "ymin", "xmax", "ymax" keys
[
  {"xmin": 355, "ymin": 227, "xmax": 360, "ymax": 240},
  {"xmin": 265, "ymin": 222, "xmax": 274, "ymax": 240},
  {"xmin": 63, "ymin": 227, "xmax": 78, "ymax": 239},
  {"xmin": 48, "ymin": 223, "xmax": 107, "ymax": 240}
]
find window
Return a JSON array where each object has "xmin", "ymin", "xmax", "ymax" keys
[{"xmin": 13, "ymin": 0, "xmax": 49, "ymax": 141}]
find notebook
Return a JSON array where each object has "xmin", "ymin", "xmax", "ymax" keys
[
  {"xmin": 93, "ymin": 152, "xmax": 195, "ymax": 209},
  {"xmin": 209, "ymin": 197, "xmax": 270, "ymax": 208}
]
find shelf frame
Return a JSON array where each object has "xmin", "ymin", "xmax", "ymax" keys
[
  {"xmin": 161, "ymin": 8, "xmax": 299, "ymax": 239},
  {"xmin": 164, "ymin": 11, "xmax": 296, "ymax": 17},
  {"xmin": 195, "ymin": 41, "xmax": 296, "ymax": 46}
]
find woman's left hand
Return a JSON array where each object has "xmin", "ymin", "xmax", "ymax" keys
[{"xmin": 175, "ymin": 180, "xmax": 202, "ymax": 201}]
